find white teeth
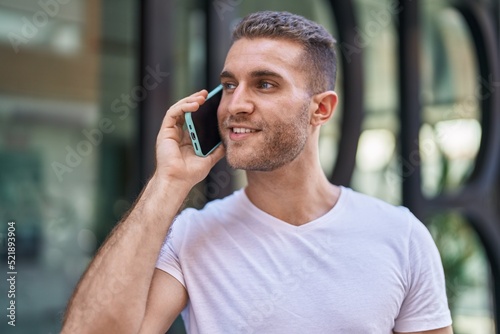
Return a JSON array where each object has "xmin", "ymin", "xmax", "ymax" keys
[{"xmin": 233, "ymin": 127, "xmax": 256, "ymax": 134}]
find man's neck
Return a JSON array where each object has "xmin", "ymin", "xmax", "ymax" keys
[{"xmin": 244, "ymin": 159, "xmax": 340, "ymax": 227}]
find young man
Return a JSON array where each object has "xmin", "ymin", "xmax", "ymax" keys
[{"xmin": 63, "ymin": 11, "xmax": 453, "ymax": 334}]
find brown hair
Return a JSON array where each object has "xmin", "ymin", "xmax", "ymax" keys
[{"xmin": 231, "ymin": 11, "xmax": 337, "ymax": 94}]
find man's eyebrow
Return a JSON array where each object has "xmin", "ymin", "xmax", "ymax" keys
[
  {"xmin": 220, "ymin": 70, "xmax": 235, "ymax": 79},
  {"xmin": 250, "ymin": 70, "xmax": 284, "ymax": 80},
  {"xmin": 219, "ymin": 70, "xmax": 284, "ymax": 80}
]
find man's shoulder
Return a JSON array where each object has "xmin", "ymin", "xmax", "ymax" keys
[
  {"xmin": 341, "ymin": 187, "xmax": 418, "ymax": 227},
  {"xmin": 176, "ymin": 188, "xmax": 245, "ymax": 224},
  {"xmin": 344, "ymin": 187, "xmax": 408, "ymax": 212}
]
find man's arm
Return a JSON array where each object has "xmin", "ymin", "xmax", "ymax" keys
[
  {"xmin": 62, "ymin": 90, "xmax": 224, "ymax": 334},
  {"xmin": 138, "ymin": 269, "xmax": 188, "ymax": 333}
]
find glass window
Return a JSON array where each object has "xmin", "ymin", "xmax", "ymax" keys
[
  {"xmin": 0, "ymin": 0, "xmax": 139, "ymax": 332},
  {"xmin": 420, "ymin": 2, "xmax": 482, "ymax": 197},
  {"xmin": 428, "ymin": 213, "xmax": 495, "ymax": 334},
  {"xmin": 350, "ymin": 0, "xmax": 400, "ymax": 205},
  {"xmin": 420, "ymin": 2, "xmax": 494, "ymax": 333}
]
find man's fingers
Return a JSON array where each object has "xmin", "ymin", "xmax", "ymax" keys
[
  {"xmin": 160, "ymin": 91, "xmax": 208, "ymax": 129},
  {"xmin": 207, "ymin": 144, "xmax": 226, "ymax": 166},
  {"xmin": 171, "ymin": 91, "xmax": 207, "ymax": 116},
  {"xmin": 180, "ymin": 129, "xmax": 193, "ymax": 147}
]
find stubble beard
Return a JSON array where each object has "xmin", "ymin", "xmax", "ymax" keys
[{"xmin": 222, "ymin": 100, "xmax": 310, "ymax": 171}]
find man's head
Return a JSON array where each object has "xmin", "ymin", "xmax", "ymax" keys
[
  {"xmin": 218, "ymin": 11, "xmax": 338, "ymax": 172},
  {"xmin": 231, "ymin": 11, "xmax": 337, "ymax": 94}
]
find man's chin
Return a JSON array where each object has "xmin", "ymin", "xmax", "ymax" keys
[{"xmin": 226, "ymin": 153, "xmax": 285, "ymax": 172}]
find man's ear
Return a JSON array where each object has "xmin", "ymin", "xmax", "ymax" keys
[{"xmin": 310, "ymin": 91, "xmax": 338, "ymax": 126}]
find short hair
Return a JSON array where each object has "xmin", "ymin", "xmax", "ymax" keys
[{"xmin": 231, "ymin": 11, "xmax": 337, "ymax": 94}]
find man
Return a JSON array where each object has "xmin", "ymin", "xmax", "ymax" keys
[{"xmin": 63, "ymin": 11, "xmax": 453, "ymax": 334}]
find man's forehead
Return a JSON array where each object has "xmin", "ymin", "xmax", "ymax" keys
[{"xmin": 222, "ymin": 38, "xmax": 304, "ymax": 78}]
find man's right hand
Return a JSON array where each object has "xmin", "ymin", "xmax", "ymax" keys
[{"xmin": 154, "ymin": 89, "xmax": 225, "ymax": 188}]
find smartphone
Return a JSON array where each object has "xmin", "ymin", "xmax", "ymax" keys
[{"xmin": 185, "ymin": 84, "xmax": 223, "ymax": 157}]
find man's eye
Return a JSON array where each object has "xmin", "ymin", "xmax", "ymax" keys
[
  {"xmin": 222, "ymin": 82, "xmax": 236, "ymax": 90},
  {"xmin": 259, "ymin": 82, "xmax": 274, "ymax": 89}
]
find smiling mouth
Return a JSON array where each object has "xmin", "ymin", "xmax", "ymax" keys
[{"xmin": 232, "ymin": 127, "xmax": 257, "ymax": 134}]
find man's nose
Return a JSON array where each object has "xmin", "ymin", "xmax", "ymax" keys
[{"xmin": 226, "ymin": 85, "xmax": 254, "ymax": 116}]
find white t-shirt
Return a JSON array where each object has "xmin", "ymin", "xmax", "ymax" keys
[{"xmin": 156, "ymin": 187, "xmax": 452, "ymax": 333}]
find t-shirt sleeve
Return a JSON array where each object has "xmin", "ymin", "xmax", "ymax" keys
[
  {"xmin": 393, "ymin": 213, "xmax": 452, "ymax": 332},
  {"xmin": 155, "ymin": 210, "xmax": 190, "ymax": 288}
]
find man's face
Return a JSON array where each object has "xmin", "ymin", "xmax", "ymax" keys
[{"xmin": 218, "ymin": 38, "xmax": 313, "ymax": 171}]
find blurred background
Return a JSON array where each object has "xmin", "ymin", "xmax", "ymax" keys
[{"xmin": 0, "ymin": 0, "xmax": 499, "ymax": 333}]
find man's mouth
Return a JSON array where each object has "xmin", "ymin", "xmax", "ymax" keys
[{"xmin": 232, "ymin": 127, "xmax": 257, "ymax": 134}]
